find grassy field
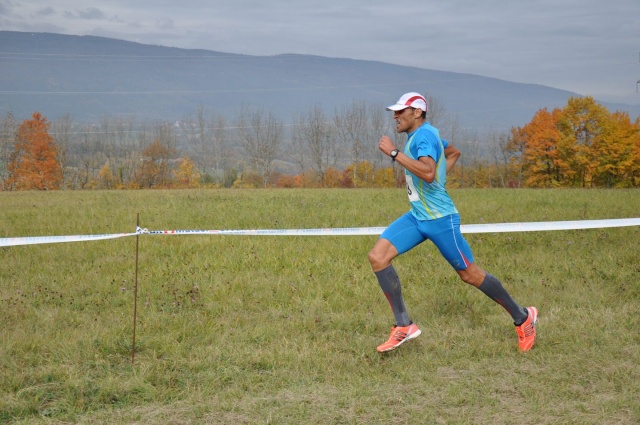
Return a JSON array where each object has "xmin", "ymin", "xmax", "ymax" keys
[{"xmin": 1, "ymin": 188, "xmax": 639, "ymax": 424}]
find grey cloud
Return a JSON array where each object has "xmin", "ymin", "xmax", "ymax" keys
[
  {"xmin": 64, "ymin": 7, "xmax": 106, "ymax": 20},
  {"xmin": 78, "ymin": 7, "xmax": 105, "ymax": 20},
  {"xmin": 34, "ymin": 6, "xmax": 55, "ymax": 17}
]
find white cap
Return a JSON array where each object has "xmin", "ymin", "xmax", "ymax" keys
[{"xmin": 386, "ymin": 92, "xmax": 428, "ymax": 113}]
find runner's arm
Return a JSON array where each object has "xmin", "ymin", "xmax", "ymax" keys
[{"xmin": 444, "ymin": 144, "xmax": 461, "ymax": 173}]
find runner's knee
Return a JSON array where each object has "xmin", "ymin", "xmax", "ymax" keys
[
  {"xmin": 456, "ymin": 265, "xmax": 485, "ymax": 287},
  {"xmin": 368, "ymin": 249, "xmax": 385, "ymax": 269}
]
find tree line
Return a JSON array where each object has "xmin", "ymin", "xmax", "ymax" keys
[{"xmin": 1, "ymin": 96, "xmax": 638, "ymax": 191}]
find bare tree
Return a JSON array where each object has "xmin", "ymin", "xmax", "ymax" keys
[
  {"xmin": 499, "ymin": 128, "xmax": 526, "ymax": 188},
  {"xmin": 0, "ymin": 112, "xmax": 17, "ymax": 190},
  {"xmin": 236, "ymin": 107, "xmax": 283, "ymax": 187},
  {"xmin": 457, "ymin": 131, "xmax": 483, "ymax": 187},
  {"xmin": 75, "ymin": 129, "xmax": 107, "ymax": 189},
  {"xmin": 50, "ymin": 114, "xmax": 74, "ymax": 186},
  {"xmin": 290, "ymin": 114, "xmax": 309, "ymax": 183},
  {"xmin": 211, "ymin": 113, "xmax": 233, "ymax": 181},
  {"xmin": 486, "ymin": 130, "xmax": 511, "ymax": 188},
  {"xmin": 425, "ymin": 94, "xmax": 449, "ymax": 131},
  {"xmin": 296, "ymin": 105, "xmax": 337, "ymax": 185},
  {"xmin": 334, "ymin": 100, "xmax": 369, "ymax": 186},
  {"xmin": 368, "ymin": 105, "xmax": 387, "ymax": 169},
  {"xmin": 111, "ymin": 116, "xmax": 138, "ymax": 186},
  {"xmin": 153, "ymin": 121, "xmax": 178, "ymax": 152},
  {"xmin": 182, "ymin": 105, "xmax": 214, "ymax": 178}
]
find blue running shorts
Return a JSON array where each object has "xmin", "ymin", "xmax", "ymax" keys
[{"xmin": 380, "ymin": 212, "xmax": 474, "ymax": 270}]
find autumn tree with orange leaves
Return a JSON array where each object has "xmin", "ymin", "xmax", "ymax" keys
[
  {"xmin": 504, "ymin": 97, "xmax": 640, "ymax": 188},
  {"xmin": 6, "ymin": 112, "xmax": 63, "ymax": 190}
]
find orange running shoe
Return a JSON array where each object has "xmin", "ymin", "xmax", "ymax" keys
[
  {"xmin": 515, "ymin": 307, "xmax": 538, "ymax": 352},
  {"xmin": 376, "ymin": 323, "xmax": 421, "ymax": 353}
]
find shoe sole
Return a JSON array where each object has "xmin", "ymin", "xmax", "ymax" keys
[
  {"xmin": 529, "ymin": 307, "xmax": 539, "ymax": 329},
  {"xmin": 377, "ymin": 329, "xmax": 422, "ymax": 353}
]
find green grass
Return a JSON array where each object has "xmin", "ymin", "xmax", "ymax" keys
[{"xmin": 1, "ymin": 188, "xmax": 639, "ymax": 424}]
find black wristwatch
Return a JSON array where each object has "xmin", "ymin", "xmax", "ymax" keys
[{"xmin": 390, "ymin": 149, "xmax": 399, "ymax": 161}]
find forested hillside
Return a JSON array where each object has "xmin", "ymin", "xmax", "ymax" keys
[{"xmin": 5, "ymin": 31, "xmax": 639, "ymax": 130}]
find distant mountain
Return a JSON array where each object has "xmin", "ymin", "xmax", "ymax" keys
[{"xmin": 1, "ymin": 31, "xmax": 639, "ymax": 130}]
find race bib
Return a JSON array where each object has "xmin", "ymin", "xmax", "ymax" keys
[{"xmin": 405, "ymin": 172, "xmax": 420, "ymax": 202}]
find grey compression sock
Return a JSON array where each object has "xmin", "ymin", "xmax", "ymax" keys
[
  {"xmin": 374, "ymin": 265, "xmax": 411, "ymax": 327},
  {"xmin": 477, "ymin": 273, "xmax": 528, "ymax": 325}
]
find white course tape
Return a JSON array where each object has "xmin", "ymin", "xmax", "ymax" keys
[
  {"xmin": 0, "ymin": 231, "xmax": 138, "ymax": 247},
  {"xmin": 148, "ymin": 227, "xmax": 386, "ymax": 236},
  {"xmin": 460, "ymin": 218, "xmax": 640, "ymax": 234},
  {"xmin": 148, "ymin": 218, "xmax": 640, "ymax": 236},
  {"xmin": 1, "ymin": 218, "xmax": 638, "ymax": 247}
]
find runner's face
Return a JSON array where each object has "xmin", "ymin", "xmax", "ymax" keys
[{"xmin": 394, "ymin": 107, "xmax": 420, "ymax": 133}]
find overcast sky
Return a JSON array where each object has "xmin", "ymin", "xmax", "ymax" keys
[{"xmin": 2, "ymin": 0, "xmax": 639, "ymax": 104}]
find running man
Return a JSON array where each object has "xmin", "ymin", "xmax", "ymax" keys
[{"xmin": 369, "ymin": 92, "xmax": 538, "ymax": 353}]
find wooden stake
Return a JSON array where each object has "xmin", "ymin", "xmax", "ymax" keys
[{"xmin": 131, "ymin": 213, "xmax": 140, "ymax": 364}]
